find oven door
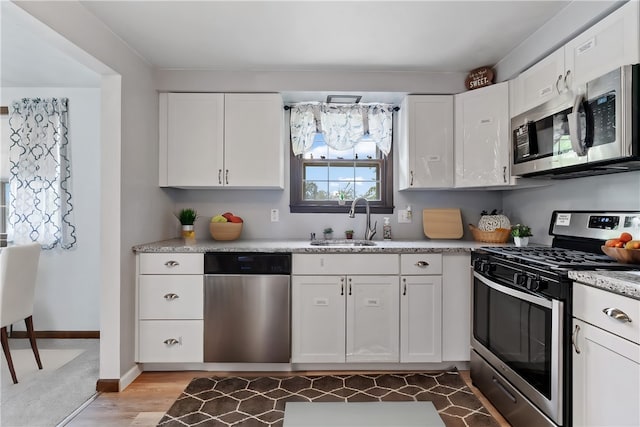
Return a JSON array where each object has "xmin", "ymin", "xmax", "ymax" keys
[{"xmin": 471, "ymin": 271, "xmax": 564, "ymax": 425}]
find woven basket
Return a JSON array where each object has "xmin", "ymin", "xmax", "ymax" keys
[{"xmin": 469, "ymin": 224, "xmax": 510, "ymax": 243}]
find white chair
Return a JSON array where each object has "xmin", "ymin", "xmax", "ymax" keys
[{"xmin": 0, "ymin": 243, "xmax": 42, "ymax": 384}]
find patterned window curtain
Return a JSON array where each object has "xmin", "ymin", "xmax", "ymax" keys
[
  {"xmin": 289, "ymin": 103, "xmax": 393, "ymax": 156},
  {"xmin": 8, "ymin": 98, "xmax": 77, "ymax": 249}
]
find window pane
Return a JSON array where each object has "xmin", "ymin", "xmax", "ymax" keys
[
  {"xmin": 303, "ymin": 180, "xmax": 329, "ymax": 200},
  {"xmin": 303, "ymin": 133, "xmax": 328, "ymax": 160},
  {"xmin": 355, "ymin": 181, "xmax": 380, "ymax": 199},
  {"xmin": 355, "ymin": 165, "xmax": 378, "ymax": 181},
  {"xmin": 355, "ymin": 138, "xmax": 379, "ymax": 160},
  {"xmin": 304, "ymin": 165, "xmax": 328, "ymax": 180},
  {"xmin": 328, "ymin": 164, "xmax": 355, "ymax": 181},
  {"xmin": 328, "ymin": 146, "xmax": 354, "ymax": 160}
]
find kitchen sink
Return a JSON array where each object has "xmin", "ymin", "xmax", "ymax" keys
[{"xmin": 310, "ymin": 239, "xmax": 376, "ymax": 247}]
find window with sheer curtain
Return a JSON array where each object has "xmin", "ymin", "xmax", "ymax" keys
[
  {"xmin": 8, "ymin": 98, "xmax": 77, "ymax": 249},
  {"xmin": 289, "ymin": 103, "xmax": 394, "ymax": 213}
]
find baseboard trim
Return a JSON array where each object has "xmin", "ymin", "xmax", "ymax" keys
[
  {"xmin": 10, "ymin": 330, "xmax": 100, "ymax": 339},
  {"xmin": 96, "ymin": 379, "xmax": 119, "ymax": 393},
  {"xmin": 120, "ymin": 364, "xmax": 142, "ymax": 391}
]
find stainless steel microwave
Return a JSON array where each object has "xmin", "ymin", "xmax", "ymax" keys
[{"xmin": 511, "ymin": 64, "xmax": 639, "ymax": 178}]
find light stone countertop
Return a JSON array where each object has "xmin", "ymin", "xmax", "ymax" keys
[
  {"xmin": 569, "ymin": 270, "xmax": 640, "ymax": 300},
  {"xmin": 132, "ymin": 238, "xmax": 507, "ymax": 254}
]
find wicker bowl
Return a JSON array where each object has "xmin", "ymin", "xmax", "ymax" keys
[
  {"xmin": 601, "ymin": 246, "xmax": 640, "ymax": 264},
  {"xmin": 209, "ymin": 222, "xmax": 243, "ymax": 241},
  {"xmin": 469, "ymin": 224, "xmax": 511, "ymax": 243}
]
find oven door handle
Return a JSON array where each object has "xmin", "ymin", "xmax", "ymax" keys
[{"xmin": 474, "ymin": 271, "xmax": 553, "ymax": 309}]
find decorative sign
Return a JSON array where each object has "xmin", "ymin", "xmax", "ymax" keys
[{"xmin": 465, "ymin": 66, "xmax": 495, "ymax": 90}]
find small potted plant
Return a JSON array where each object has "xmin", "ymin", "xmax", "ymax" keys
[
  {"xmin": 177, "ymin": 208, "xmax": 198, "ymax": 241},
  {"xmin": 345, "ymin": 229, "xmax": 354, "ymax": 240},
  {"xmin": 323, "ymin": 227, "xmax": 334, "ymax": 240},
  {"xmin": 511, "ymin": 224, "xmax": 532, "ymax": 247}
]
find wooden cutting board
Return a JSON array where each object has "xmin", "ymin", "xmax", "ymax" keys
[{"xmin": 422, "ymin": 208, "xmax": 464, "ymax": 239}]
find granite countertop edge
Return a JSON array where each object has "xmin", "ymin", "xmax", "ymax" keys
[
  {"xmin": 569, "ymin": 270, "xmax": 640, "ymax": 300},
  {"xmin": 132, "ymin": 238, "xmax": 506, "ymax": 254}
]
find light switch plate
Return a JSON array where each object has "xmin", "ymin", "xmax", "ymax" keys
[
  {"xmin": 270, "ymin": 209, "xmax": 279, "ymax": 222},
  {"xmin": 398, "ymin": 209, "xmax": 412, "ymax": 223}
]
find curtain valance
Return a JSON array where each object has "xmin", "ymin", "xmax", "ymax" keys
[{"xmin": 290, "ymin": 103, "xmax": 393, "ymax": 156}]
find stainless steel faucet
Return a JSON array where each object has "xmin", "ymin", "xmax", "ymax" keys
[{"xmin": 348, "ymin": 197, "xmax": 377, "ymax": 240}]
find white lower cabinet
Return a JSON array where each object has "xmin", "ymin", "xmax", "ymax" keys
[
  {"xmin": 136, "ymin": 253, "xmax": 204, "ymax": 363},
  {"xmin": 291, "ymin": 274, "xmax": 399, "ymax": 363},
  {"xmin": 400, "ymin": 275, "xmax": 442, "ymax": 362},
  {"xmin": 572, "ymin": 284, "xmax": 640, "ymax": 426}
]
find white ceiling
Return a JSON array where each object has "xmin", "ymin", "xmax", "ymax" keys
[{"xmin": 2, "ymin": 1, "xmax": 574, "ymax": 88}]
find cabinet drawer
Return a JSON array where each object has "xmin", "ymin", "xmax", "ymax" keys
[
  {"xmin": 573, "ymin": 284, "xmax": 640, "ymax": 344},
  {"xmin": 139, "ymin": 275, "xmax": 203, "ymax": 319},
  {"xmin": 138, "ymin": 320, "xmax": 203, "ymax": 363},
  {"xmin": 139, "ymin": 253, "xmax": 203, "ymax": 275},
  {"xmin": 400, "ymin": 254, "xmax": 442, "ymax": 275},
  {"xmin": 292, "ymin": 254, "xmax": 399, "ymax": 275}
]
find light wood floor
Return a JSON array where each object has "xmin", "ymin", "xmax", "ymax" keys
[{"xmin": 67, "ymin": 370, "xmax": 510, "ymax": 427}]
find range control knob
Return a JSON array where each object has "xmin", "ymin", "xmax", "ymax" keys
[
  {"xmin": 526, "ymin": 276, "xmax": 547, "ymax": 292},
  {"xmin": 480, "ymin": 260, "xmax": 494, "ymax": 274},
  {"xmin": 513, "ymin": 272, "xmax": 527, "ymax": 287}
]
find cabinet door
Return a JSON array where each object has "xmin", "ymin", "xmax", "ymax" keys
[
  {"xmin": 454, "ymin": 82, "xmax": 511, "ymax": 187},
  {"xmin": 291, "ymin": 276, "xmax": 346, "ymax": 363},
  {"xmin": 513, "ymin": 48, "xmax": 566, "ymax": 115},
  {"xmin": 162, "ymin": 93, "xmax": 224, "ymax": 187},
  {"xmin": 398, "ymin": 95, "xmax": 454, "ymax": 189},
  {"xmin": 400, "ymin": 275, "xmax": 442, "ymax": 362},
  {"xmin": 346, "ymin": 275, "xmax": 399, "ymax": 362},
  {"xmin": 572, "ymin": 319, "xmax": 640, "ymax": 427},
  {"xmin": 565, "ymin": 1, "xmax": 640, "ymax": 87},
  {"xmin": 224, "ymin": 93, "xmax": 284, "ymax": 189}
]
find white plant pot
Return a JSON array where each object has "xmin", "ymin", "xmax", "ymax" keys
[{"xmin": 514, "ymin": 236, "xmax": 529, "ymax": 247}]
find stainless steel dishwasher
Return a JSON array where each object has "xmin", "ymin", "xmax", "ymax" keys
[{"xmin": 203, "ymin": 252, "xmax": 291, "ymax": 363}]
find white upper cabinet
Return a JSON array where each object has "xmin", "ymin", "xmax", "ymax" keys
[
  {"xmin": 565, "ymin": 0, "xmax": 640, "ymax": 87},
  {"xmin": 224, "ymin": 93, "xmax": 284, "ymax": 189},
  {"xmin": 513, "ymin": 48, "xmax": 566, "ymax": 116},
  {"xmin": 160, "ymin": 93, "xmax": 225, "ymax": 188},
  {"xmin": 397, "ymin": 95, "xmax": 454, "ymax": 189},
  {"xmin": 512, "ymin": 1, "xmax": 639, "ymax": 116},
  {"xmin": 159, "ymin": 92, "xmax": 284, "ymax": 189},
  {"xmin": 454, "ymin": 82, "xmax": 512, "ymax": 188}
]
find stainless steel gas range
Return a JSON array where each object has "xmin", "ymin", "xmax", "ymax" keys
[{"xmin": 470, "ymin": 210, "xmax": 640, "ymax": 427}]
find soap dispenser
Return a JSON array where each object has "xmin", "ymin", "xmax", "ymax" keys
[{"xmin": 383, "ymin": 217, "xmax": 392, "ymax": 240}]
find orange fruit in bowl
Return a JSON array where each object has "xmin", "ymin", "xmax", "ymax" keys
[
  {"xmin": 619, "ymin": 232, "xmax": 633, "ymax": 243},
  {"xmin": 605, "ymin": 239, "xmax": 621, "ymax": 247}
]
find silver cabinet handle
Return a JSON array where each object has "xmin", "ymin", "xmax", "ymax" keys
[
  {"xmin": 218, "ymin": 169, "xmax": 222, "ymax": 184},
  {"xmin": 572, "ymin": 324, "xmax": 581, "ymax": 354},
  {"xmin": 555, "ymin": 74, "xmax": 563, "ymax": 94},
  {"xmin": 340, "ymin": 277, "xmax": 344, "ymax": 296},
  {"xmin": 563, "ymin": 70, "xmax": 571, "ymax": 91},
  {"xmin": 602, "ymin": 308, "xmax": 632, "ymax": 323},
  {"xmin": 402, "ymin": 278, "xmax": 407, "ymax": 296},
  {"xmin": 164, "ymin": 293, "xmax": 180, "ymax": 301},
  {"xmin": 410, "ymin": 171, "xmax": 414, "ymax": 186},
  {"xmin": 348, "ymin": 278, "xmax": 352, "ymax": 296},
  {"xmin": 415, "ymin": 261, "xmax": 429, "ymax": 268},
  {"xmin": 225, "ymin": 169, "xmax": 229, "ymax": 185},
  {"xmin": 164, "ymin": 260, "xmax": 180, "ymax": 268},
  {"xmin": 503, "ymin": 166, "xmax": 507, "ymax": 183},
  {"xmin": 163, "ymin": 338, "xmax": 179, "ymax": 346}
]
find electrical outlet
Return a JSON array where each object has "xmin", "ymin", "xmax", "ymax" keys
[
  {"xmin": 270, "ymin": 209, "xmax": 279, "ymax": 222},
  {"xmin": 398, "ymin": 209, "xmax": 412, "ymax": 223}
]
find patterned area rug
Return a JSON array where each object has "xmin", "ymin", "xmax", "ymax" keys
[{"xmin": 158, "ymin": 371, "xmax": 499, "ymax": 427}]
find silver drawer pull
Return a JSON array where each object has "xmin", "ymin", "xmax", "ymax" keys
[
  {"xmin": 164, "ymin": 293, "xmax": 180, "ymax": 301},
  {"xmin": 164, "ymin": 260, "xmax": 180, "ymax": 268},
  {"xmin": 602, "ymin": 308, "xmax": 632, "ymax": 323},
  {"xmin": 572, "ymin": 324, "xmax": 581, "ymax": 354},
  {"xmin": 415, "ymin": 261, "xmax": 429, "ymax": 268},
  {"xmin": 163, "ymin": 338, "xmax": 180, "ymax": 346}
]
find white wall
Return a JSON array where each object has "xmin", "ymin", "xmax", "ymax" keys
[
  {"xmin": 15, "ymin": 1, "xmax": 172, "ymax": 382},
  {"xmin": 2, "ymin": 87, "xmax": 101, "ymax": 331},
  {"xmin": 502, "ymin": 172, "xmax": 640, "ymax": 246}
]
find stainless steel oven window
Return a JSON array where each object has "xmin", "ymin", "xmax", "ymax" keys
[{"xmin": 472, "ymin": 272, "xmax": 564, "ymax": 425}]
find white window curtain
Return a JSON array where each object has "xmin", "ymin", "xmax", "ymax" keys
[
  {"xmin": 290, "ymin": 103, "xmax": 393, "ymax": 156},
  {"xmin": 8, "ymin": 98, "xmax": 77, "ymax": 249}
]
